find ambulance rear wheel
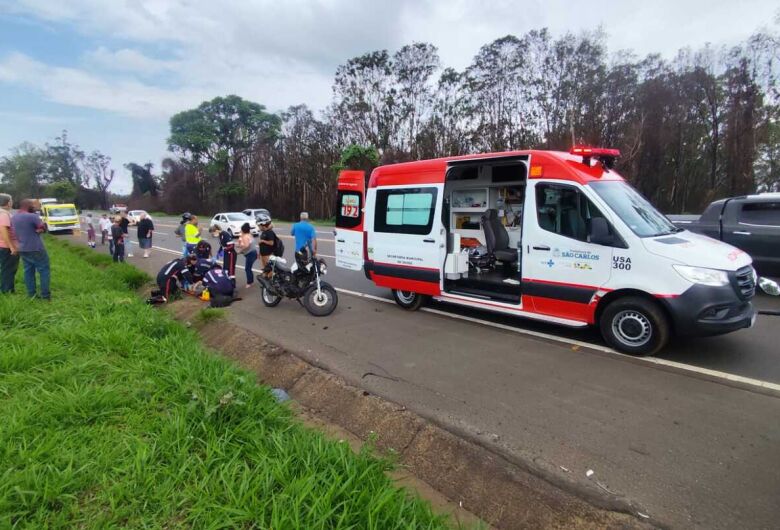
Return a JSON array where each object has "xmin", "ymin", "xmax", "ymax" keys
[
  {"xmin": 600, "ymin": 296, "xmax": 669, "ymax": 356},
  {"xmin": 392, "ymin": 290, "xmax": 426, "ymax": 311}
]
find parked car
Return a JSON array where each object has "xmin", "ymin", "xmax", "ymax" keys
[
  {"xmin": 109, "ymin": 203, "xmax": 127, "ymax": 215},
  {"xmin": 669, "ymin": 193, "xmax": 780, "ymax": 276},
  {"xmin": 127, "ymin": 210, "xmax": 152, "ymax": 225},
  {"xmin": 209, "ymin": 212, "xmax": 259, "ymax": 238},
  {"xmin": 243, "ymin": 208, "xmax": 271, "ymax": 221}
]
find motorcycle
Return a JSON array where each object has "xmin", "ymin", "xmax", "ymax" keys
[{"xmin": 257, "ymin": 251, "xmax": 338, "ymax": 316}]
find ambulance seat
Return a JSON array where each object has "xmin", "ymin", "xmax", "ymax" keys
[{"xmin": 481, "ymin": 209, "xmax": 517, "ymax": 264}]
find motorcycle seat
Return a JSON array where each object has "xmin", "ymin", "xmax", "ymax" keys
[{"xmin": 273, "ymin": 262, "xmax": 292, "ymax": 273}]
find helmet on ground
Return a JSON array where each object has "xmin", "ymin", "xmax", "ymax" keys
[{"xmin": 257, "ymin": 213, "xmax": 271, "ymax": 226}]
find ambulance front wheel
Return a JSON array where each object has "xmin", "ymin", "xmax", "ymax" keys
[
  {"xmin": 599, "ymin": 296, "xmax": 670, "ymax": 356},
  {"xmin": 392, "ymin": 290, "xmax": 426, "ymax": 311}
]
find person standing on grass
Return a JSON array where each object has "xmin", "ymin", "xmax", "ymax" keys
[
  {"xmin": 136, "ymin": 213, "xmax": 154, "ymax": 258},
  {"xmin": 291, "ymin": 211, "xmax": 317, "ymax": 257},
  {"xmin": 119, "ymin": 211, "xmax": 132, "ymax": 257},
  {"xmin": 235, "ymin": 222, "xmax": 257, "ymax": 289},
  {"xmin": 184, "ymin": 215, "xmax": 201, "ymax": 256},
  {"xmin": 111, "ymin": 216, "xmax": 125, "ymax": 262},
  {"xmin": 11, "ymin": 199, "xmax": 50, "ymax": 300},
  {"xmin": 0, "ymin": 193, "xmax": 19, "ymax": 294},
  {"xmin": 99, "ymin": 214, "xmax": 110, "ymax": 246},
  {"xmin": 84, "ymin": 213, "xmax": 96, "ymax": 248}
]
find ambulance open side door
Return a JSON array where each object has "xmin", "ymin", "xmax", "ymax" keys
[{"xmin": 335, "ymin": 170, "xmax": 366, "ymax": 271}]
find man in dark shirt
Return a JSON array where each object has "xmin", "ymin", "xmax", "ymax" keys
[
  {"xmin": 119, "ymin": 212, "xmax": 132, "ymax": 257},
  {"xmin": 136, "ymin": 213, "xmax": 154, "ymax": 258},
  {"xmin": 10, "ymin": 198, "xmax": 49, "ymax": 300},
  {"xmin": 111, "ymin": 217, "xmax": 125, "ymax": 262},
  {"xmin": 156, "ymin": 255, "xmax": 197, "ymax": 300},
  {"xmin": 212, "ymin": 226, "xmax": 237, "ymax": 287}
]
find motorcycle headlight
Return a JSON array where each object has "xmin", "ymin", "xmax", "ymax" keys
[{"xmin": 672, "ymin": 265, "xmax": 729, "ymax": 287}]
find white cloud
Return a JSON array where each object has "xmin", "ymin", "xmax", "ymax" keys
[
  {"xmin": 85, "ymin": 47, "xmax": 180, "ymax": 75},
  {"xmin": 0, "ymin": 52, "xmax": 208, "ymax": 117}
]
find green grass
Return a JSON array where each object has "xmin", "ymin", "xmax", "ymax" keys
[
  {"xmin": 196, "ymin": 307, "xmax": 226, "ymax": 324},
  {"xmin": 0, "ymin": 238, "xmax": 452, "ymax": 529}
]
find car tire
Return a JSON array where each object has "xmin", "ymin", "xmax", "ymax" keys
[
  {"xmin": 599, "ymin": 296, "xmax": 670, "ymax": 356},
  {"xmin": 392, "ymin": 290, "xmax": 427, "ymax": 311}
]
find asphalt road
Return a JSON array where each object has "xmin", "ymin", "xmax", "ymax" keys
[
  {"xmin": 67, "ymin": 216, "xmax": 780, "ymax": 529},
  {"xmin": 137, "ymin": 215, "xmax": 780, "ymax": 385}
]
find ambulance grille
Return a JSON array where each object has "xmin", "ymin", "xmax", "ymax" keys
[{"xmin": 733, "ymin": 266, "xmax": 755, "ymax": 300}]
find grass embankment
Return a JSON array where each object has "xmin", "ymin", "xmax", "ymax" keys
[{"xmin": 0, "ymin": 238, "xmax": 451, "ymax": 528}]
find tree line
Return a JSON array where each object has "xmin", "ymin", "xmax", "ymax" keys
[{"xmin": 2, "ymin": 25, "xmax": 779, "ymax": 217}]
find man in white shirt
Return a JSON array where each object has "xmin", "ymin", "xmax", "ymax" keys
[{"xmin": 99, "ymin": 214, "xmax": 111, "ymax": 246}]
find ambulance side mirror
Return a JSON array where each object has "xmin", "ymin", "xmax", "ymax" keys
[{"xmin": 589, "ymin": 217, "xmax": 616, "ymax": 246}]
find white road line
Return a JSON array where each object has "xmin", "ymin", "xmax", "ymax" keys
[{"xmin": 146, "ymin": 245, "xmax": 779, "ymax": 394}]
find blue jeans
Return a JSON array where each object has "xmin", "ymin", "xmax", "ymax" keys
[
  {"xmin": 0, "ymin": 248, "xmax": 19, "ymax": 293},
  {"xmin": 244, "ymin": 250, "xmax": 257, "ymax": 285},
  {"xmin": 19, "ymin": 250, "xmax": 50, "ymax": 299}
]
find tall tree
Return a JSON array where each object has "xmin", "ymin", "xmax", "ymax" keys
[{"xmin": 85, "ymin": 151, "xmax": 115, "ymax": 209}]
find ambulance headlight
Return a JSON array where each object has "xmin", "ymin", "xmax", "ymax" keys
[{"xmin": 673, "ymin": 265, "xmax": 729, "ymax": 287}]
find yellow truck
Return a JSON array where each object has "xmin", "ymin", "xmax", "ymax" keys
[{"xmin": 41, "ymin": 203, "xmax": 80, "ymax": 233}]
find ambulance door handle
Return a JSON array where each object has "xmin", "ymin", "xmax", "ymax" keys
[
  {"xmin": 336, "ymin": 239, "xmax": 346, "ymax": 243},
  {"xmin": 423, "ymin": 238, "xmax": 436, "ymax": 243},
  {"xmin": 533, "ymin": 245, "xmax": 550, "ymax": 251}
]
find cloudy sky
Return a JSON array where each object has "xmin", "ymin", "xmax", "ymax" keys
[{"xmin": 0, "ymin": 0, "xmax": 777, "ymax": 193}]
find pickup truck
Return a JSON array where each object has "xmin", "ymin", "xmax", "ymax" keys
[{"xmin": 669, "ymin": 193, "xmax": 780, "ymax": 276}]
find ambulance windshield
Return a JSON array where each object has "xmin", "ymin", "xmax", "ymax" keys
[{"xmin": 589, "ymin": 181, "xmax": 680, "ymax": 238}]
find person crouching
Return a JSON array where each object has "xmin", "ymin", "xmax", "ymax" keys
[
  {"xmin": 202, "ymin": 263, "xmax": 235, "ymax": 307},
  {"xmin": 156, "ymin": 254, "xmax": 197, "ymax": 301}
]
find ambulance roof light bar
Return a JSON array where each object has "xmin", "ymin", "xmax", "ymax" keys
[{"xmin": 569, "ymin": 145, "xmax": 621, "ymax": 170}]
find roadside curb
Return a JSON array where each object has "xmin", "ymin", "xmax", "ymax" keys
[{"xmin": 169, "ymin": 300, "xmax": 655, "ymax": 530}]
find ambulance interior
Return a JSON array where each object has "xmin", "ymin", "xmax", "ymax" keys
[{"xmin": 442, "ymin": 158, "xmax": 527, "ymax": 304}]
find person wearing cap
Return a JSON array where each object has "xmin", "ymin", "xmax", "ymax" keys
[
  {"xmin": 291, "ymin": 211, "xmax": 317, "ymax": 256},
  {"xmin": 257, "ymin": 213, "xmax": 277, "ymax": 275},
  {"xmin": 176, "ymin": 212, "xmax": 192, "ymax": 257}
]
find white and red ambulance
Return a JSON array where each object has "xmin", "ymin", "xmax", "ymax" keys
[{"xmin": 335, "ymin": 147, "xmax": 757, "ymax": 355}]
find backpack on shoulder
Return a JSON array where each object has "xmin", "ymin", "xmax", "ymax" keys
[{"xmin": 273, "ymin": 235, "xmax": 285, "ymax": 257}]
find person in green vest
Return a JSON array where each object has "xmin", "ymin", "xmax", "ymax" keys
[{"xmin": 184, "ymin": 215, "xmax": 202, "ymax": 256}]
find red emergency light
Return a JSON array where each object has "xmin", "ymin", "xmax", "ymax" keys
[{"xmin": 570, "ymin": 145, "xmax": 621, "ymax": 170}]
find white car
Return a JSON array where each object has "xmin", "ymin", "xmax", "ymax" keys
[
  {"xmin": 209, "ymin": 212, "xmax": 259, "ymax": 238},
  {"xmin": 127, "ymin": 210, "xmax": 152, "ymax": 225}
]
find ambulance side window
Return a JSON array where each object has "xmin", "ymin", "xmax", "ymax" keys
[
  {"xmin": 535, "ymin": 184, "xmax": 609, "ymax": 243},
  {"xmin": 375, "ymin": 188, "xmax": 438, "ymax": 235}
]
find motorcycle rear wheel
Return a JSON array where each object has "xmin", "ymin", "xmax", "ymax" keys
[
  {"xmin": 303, "ymin": 282, "xmax": 338, "ymax": 316},
  {"xmin": 260, "ymin": 285, "xmax": 282, "ymax": 307}
]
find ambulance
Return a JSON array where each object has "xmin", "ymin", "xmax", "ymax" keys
[{"xmin": 334, "ymin": 147, "xmax": 757, "ymax": 355}]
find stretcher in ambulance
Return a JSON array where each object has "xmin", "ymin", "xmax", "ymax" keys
[{"xmin": 335, "ymin": 148, "xmax": 757, "ymax": 355}]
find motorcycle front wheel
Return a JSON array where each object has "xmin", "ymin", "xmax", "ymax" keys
[
  {"xmin": 260, "ymin": 285, "xmax": 282, "ymax": 307},
  {"xmin": 303, "ymin": 282, "xmax": 338, "ymax": 316}
]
